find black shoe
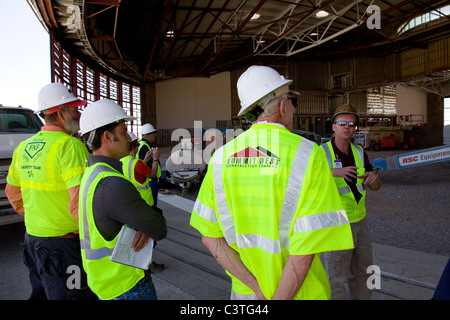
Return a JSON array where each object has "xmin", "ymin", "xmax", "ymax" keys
[{"xmin": 150, "ymin": 262, "xmax": 165, "ymax": 273}]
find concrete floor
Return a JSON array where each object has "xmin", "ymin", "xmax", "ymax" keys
[{"xmin": 0, "ymin": 194, "xmax": 447, "ymax": 301}]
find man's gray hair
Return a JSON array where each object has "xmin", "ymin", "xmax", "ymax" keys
[{"xmin": 257, "ymin": 94, "xmax": 288, "ymax": 119}]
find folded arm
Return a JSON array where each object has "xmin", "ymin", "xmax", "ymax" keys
[
  {"xmin": 272, "ymin": 254, "xmax": 314, "ymax": 300},
  {"xmin": 5, "ymin": 183, "xmax": 24, "ymax": 216},
  {"xmin": 202, "ymin": 236, "xmax": 266, "ymax": 300}
]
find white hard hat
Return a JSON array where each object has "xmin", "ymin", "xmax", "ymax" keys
[
  {"xmin": 237, "ymin": 66, "xmax": 293, "ymax": 116},
  {"xmin": 141, "ymin": 123, "xmax": 157, "ymax": 135},
  {"xmin": 128, "ymin": 131, "xmax": 138, "ymax": 142},
  {"xmin": 36, "ymin": 82, "xmax": 87, "ymax": 114},
  {"xmin": 80, "ymin": 99, "xmax": 136, "ymax": 136}
]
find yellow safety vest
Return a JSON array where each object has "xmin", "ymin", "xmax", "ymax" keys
[
  {"xmin": 190, "ymin": 123, "xmax": 353, "ymax": 300},
  {"xmin": 322, "ymin": 141, "xmax": 367, "ymax": 223},
  {"xmin": 120, "ymin": 155, "xmax": 154, "ymax": 206},
  {"xmin": 79, "ymin": 161, "xmax": 144, "ymax": 300},
  {"xmin": 137, "ymin": 140, "xmax": 161, "ymax": 178},
  {"xmin": 7, "ymin": 130, "xmax": 90, "ymax": 236}
]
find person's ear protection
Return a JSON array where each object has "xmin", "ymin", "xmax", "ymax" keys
[{"xmin": 245, "ymin": 106, "xmax": 264, "ymax": 122}]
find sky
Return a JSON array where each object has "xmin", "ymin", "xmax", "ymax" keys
[
  {"xmin": 0, "ymin": 0, "xmax": 50, "ymax": 111},
  {"xmin": 0, "ymin": 1, "xmax": 449, "ymax": 124}
]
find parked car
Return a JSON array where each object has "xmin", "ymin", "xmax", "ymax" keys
[
  {"xmin": 0, "ymin": 105, "xmax": 43, "ymax": 225},
  {"xmin": 292, "ymin": 129, "xmax": 322, "ymax": 145}
]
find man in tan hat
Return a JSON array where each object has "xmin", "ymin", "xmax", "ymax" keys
[{"xmin": 321, "ymin": 104, "xmax": 381, "ymax": 300}]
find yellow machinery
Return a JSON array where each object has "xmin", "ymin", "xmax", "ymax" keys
[{"xmin": 357, "ymin": 114, "xmax": 423, "ymax": 151}]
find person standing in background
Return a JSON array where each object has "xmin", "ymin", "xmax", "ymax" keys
[
  {"xmin": 138, "ymin": 123, "xmax": 161, "ymax": 206},
  {"xmin": 78, "ymin": 99, "xmax": 166, "ymax": 300},
  {"xmin": 137, "ymin": 123, "xmax": 165, "ymax": 273},
  {"xmin": 322, "ymin": 104, "xmax": 381, "ymax": 300}
]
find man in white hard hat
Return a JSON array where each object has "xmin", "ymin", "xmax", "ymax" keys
[
  {"xmin": 5, "ymin": 82, "xmax": 97, "ymax": 300},
  {"xmin": 121, "ymin": 131, "xmax": 160, "ymax": 206},
  {"xmin": 78, "ymin": 99, "xmax": 166, "ymax": 300},
  {"xmin": 138, "ymin": 123, "xmax": 160, "ymax": 205},
  {"xmin": 137, "ymin": 123, "xmax": 165, "ymax": 273},
  {"xmin": 321, "ymin": 104, "xmax": 381, "ymax": 300},
  {"xmin": 190, "ymin": 65, "xmax": 354, "ymax": 300}
]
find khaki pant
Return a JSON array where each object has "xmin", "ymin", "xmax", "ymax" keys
[{"xmin": 322, "ymin": 218, "xmax": 373, "ymax": 300}]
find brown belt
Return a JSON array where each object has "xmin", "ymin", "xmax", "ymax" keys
[{"xmin": 55, "ymin": 233, "xmax": 79, "ymax": 239}]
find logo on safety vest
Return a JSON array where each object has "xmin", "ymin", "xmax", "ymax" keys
[
  {"xmin": 25, "ymin": 142, "xmax": 46, "ymax": 159},
  {"xmin": 226, "ymin": 146, "xmax": 280, "ymax": 169}
]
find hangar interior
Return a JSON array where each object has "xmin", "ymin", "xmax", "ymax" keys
[{"xmin": 29, "ymin": 0, "xmax": 450, "ymax": 149}]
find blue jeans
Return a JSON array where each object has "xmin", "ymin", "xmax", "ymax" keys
[
  {"xmin": 114, "ymin": 272, "xmax": 158, "ymax": 300},
  {"xmin": 150, "ymin": 180, "xmax": 158, "ymax": 207},
  {"xmin": 432, "ymin": 258, "xmax": 450, "ymax": 300}
]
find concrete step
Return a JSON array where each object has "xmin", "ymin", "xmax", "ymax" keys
[{"xmin": 157, "ymin": 194, "xmax": 448, "ymax": 300}]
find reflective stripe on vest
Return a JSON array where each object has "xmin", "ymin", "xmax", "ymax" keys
[
  {"xmin": 193, "ymin": 199, "xmax": 217, "ymax": 223},
  {"xmin": 322, "ymin": 141, "xmax": 367, "ymax": 222},
  {"xmin": 123, "ymin": 156, "xmax": 150, "ymax": 192},
  {"xmin": 278, "ymin": 138, "xmax": 312, "ymax": 250},
  {"xmin": 294, "ymin": 209, "xmax": 348, "ymax": 232},
  {"xmin": 79, "ymin": 162, "xmax": 144, "ymax": 300},
  {"xmin": 322, "ymin": 142, "xmax": 366, "ymax": 196},
  {"xmin": 121, "ymin": 156, "xmax": 154, "ymax": 206},
  {"xmin": 80, "ymin": 165, "xmax": 116, "ymax": 260},
  {"xmin": 337, "ymin": 184, "xmax": 366, "ymax": 195},
  {"xmin": 208, "ymin": 139, "xmax": 348, "ymax": 254},
  {"xmin": 137, "ymin": 140, "xmax": 161, "ymax": 179},
  {"xmin": 137, "ymin": 181, "xmax": 152, "ymax": 192},
  {"xmin": 137, "ymin": 140, "xmax": 151, "ymax": 158},
  {"xmin": 14, "ymin": 131, "xmax": 89, "ymax": 237},
  {"xmin": 322, "ymin": 142, "xmax": 364, "ymax": 168}
]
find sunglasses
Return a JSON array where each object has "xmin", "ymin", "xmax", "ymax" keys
[
  {"xmin": 336, "ymin": 120, "xmax": 357, "ymax": 127},
  {"xmin": 289, "ymin": 97, "xmax": 297, "ymax": 107}
]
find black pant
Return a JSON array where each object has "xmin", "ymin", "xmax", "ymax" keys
[{"xmin": 22, "ymin": 233, "xmax": 97, "ymax": 300}]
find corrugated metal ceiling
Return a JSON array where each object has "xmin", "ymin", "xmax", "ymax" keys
[{"xmin": 30, "ymin": 0, "xmax": 450, "ymax": 84}]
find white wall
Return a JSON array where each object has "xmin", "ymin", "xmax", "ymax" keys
[
  {"xmin": 396, "ymin": 84, "xmax": 427, "ymax": 123},
  {"xmin": 155, "ymin": 72, "xmax": 231, "ymax": 129}
]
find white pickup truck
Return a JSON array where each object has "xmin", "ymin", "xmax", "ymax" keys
[{"xmin": 0, "ymin": 105, "xmax": 43, "ymax": 225}]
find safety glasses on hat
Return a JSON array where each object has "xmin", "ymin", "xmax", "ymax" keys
[{"xmin": 336, "ymin": 120, "xmax": 357, "ymax": 127}]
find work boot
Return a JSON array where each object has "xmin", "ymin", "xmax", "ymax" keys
[{"xmin": 150, "ymin": 261, "xmax": 165, "ymax": 273}]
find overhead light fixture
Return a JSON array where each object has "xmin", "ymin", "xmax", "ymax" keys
[
  {"xmin": 166, "ymin": 30, "xmax": 174, "ymax": 38},
  {"xmin": 310, "ymin": 32, "xmax": 319, "ymax": 36},
  {"xmin": 251, "ymin": 13, "xmax": 261, "ymax": 20},
  {"xmin": 315, "ymin": 10, "xmax": 329, "ymax": 18}
]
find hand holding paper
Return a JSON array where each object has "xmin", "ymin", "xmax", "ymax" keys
[
  {"xmin": 110, "ymin": 225, "xmax": 154, "ymax": 270},
  {"xmin": 132, "ymin": 231, "xmax": 149, "ymax": 252}
]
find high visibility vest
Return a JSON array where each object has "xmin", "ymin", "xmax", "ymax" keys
[
  {"xmin": 7, "ymin": 130, "xmax": 90, "ymax": 236},
  {"xmin": 137, "ymin": 140, "xmax": 161, "ymax": 179},
  {"xmin": 322, "ymin": 141, "xmax": 367, "ymax": 223},
  {"xmin": 79, "ymin": 161, "xmax": 144, "ymax": 300},
  {"xmin": 190, "ymin": 123, "xmax": 353, "ymax": 300},
  {"xmin": 120, "ymin": 155, "xmax": 154, "ymax": 206}
]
